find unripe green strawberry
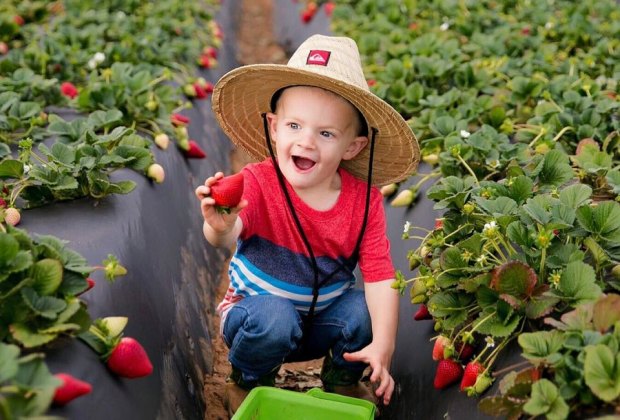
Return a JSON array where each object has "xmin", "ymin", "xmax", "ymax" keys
[
  {"xmin": 390, "ymin": 188, "xmax": 416, "ymax": 207},
  {"xmin": 101, "ymin": 317, "xmax": 128, "ymax": 337},
  {"xmin": 4, "ymin": 207, "xmax": 20, "ymax": 226},
  {"xmin": 380, "ymin": 183, "xmax": 398, "ymax": 197},
  {"xmin": 183, "ymin": 84, "xmax": 197, "ymax": 97},
  {"xmin": 410, "ymin": 278, "xmax": 427, "ymax": 299},
  {"xmin": 422, "ymin": 153, "xmax": 439, "ymax": 165},
  {"xmin": 147, "ymin": 163, "xmax": 165, "ymax": 183},
  {"xmin": 154, "ymin": 133, "xmax": 170, "ymax": 150},
  {"xmin": 145, "ymin": 100, "xmax": 158, "ymax": 111}
]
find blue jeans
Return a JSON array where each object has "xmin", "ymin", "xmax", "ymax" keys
[{"xmin": 222, "ymin": 289, "xmax": 372, "ymax": 383}]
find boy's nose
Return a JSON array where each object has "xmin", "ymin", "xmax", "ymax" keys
[{"xmin": 297, "ymin": 131, "xmax": 316, "ymax": 148}]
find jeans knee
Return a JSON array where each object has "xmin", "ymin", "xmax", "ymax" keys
[{"xmin": 225, "ymin": 295, "xmax": 302, "ymax": 350}]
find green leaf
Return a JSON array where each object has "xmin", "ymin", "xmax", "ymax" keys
[
  {"xmin": 20, "ymin": 288, "xmax": 66, "ymax": 320},
  {"xmin": 544, "ymin": 303, "xmax": 594, "ymax": 331},
  {"xmin": 50, "ymin": 142, "xmax": 76, "ymax": 165},
  {"xmin": 584, "ymin": 344, "xmax": 620, "ymax": 402},
  {"xmin": 0, "ymin": 232, "xmax": 20, "ymax": 266},
  {"xmin": 537, "ymin": 150, "xmax": 573, "ymax": 189},
  {"xmin": 577, "ymin": 201, "xmax": 620, "ymax": 242},
  {"xmin": 0, "ymin": 159, "xmax": 24, "ymax": 179},
  {"xmin": 10, "ymin": 323, "xmax": 56, "ymax": 348},
  {"xmin": 556, "ymin": 261, "xmax": 602, "ymax": 306},
  {"xmin": 31, "ymin": 258, "xmax": 63, "ymax": 296},
  {"xmin": 519, "ymin": 331, "xmax": 564, "ymax": 365},
  {"xmin": 474, "ymin": 196, "xmax": 518, "ymax": 217},
  {"xmin": 507, "ymin": 176, "xmax": 534, "ymax": 204},
  {"xmin": 474, "ymin": 311, "xmax": 521, "ymax": 337},
  {"xmin": 0, "ymin": 343, "xmax": 20, "ymax": 382},
  {"xmin": 8, "ymin": 352, "xmax": 60, "ymax": 415},
  {"xmin": 559, "ymin": 183, "xmax": 592, "ymax": 209},
  {"xmin": 523, "ymin": 379, "xmax": 569, "ymax": 420}
]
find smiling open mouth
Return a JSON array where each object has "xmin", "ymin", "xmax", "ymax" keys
[{"xmin": 293, "ymin": 156, "xmax": 316, "ymax": 170}]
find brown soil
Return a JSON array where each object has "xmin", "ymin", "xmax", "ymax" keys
[{"xmin": 203, "ymin": 2, "xmax": 324, "ymax": 419}]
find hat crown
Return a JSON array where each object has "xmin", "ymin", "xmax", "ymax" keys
[{"xmin": 287, "ymin": 35, "xmax": 369, "ymax": 92}]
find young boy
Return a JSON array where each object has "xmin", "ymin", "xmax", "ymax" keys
[{"xmin": 195, "ymin": 34, "xmax": 419, "ymax": 415}]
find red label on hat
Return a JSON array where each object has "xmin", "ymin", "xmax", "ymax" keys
[{"xmin": 306, "ymin": 50, "xmax": 331, "ymax": 66}]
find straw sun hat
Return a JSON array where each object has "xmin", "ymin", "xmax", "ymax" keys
[{"xmin": 211, "ymin": 34, "xmax": 419, "ymax": 186}]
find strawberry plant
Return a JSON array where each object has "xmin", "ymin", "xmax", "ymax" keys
[
  {"xmin": 0, "ymin": 110, "xmax": 159, "ymax": 209},
  {"xmin": 0, "ymin": 222, "xmax": 127, "ymax": 416},
  {"xmin": 479, "ymin": 294, "xmax": 620, "ymax": 418},
  {"xmin": 328, "ymin": 0, "xmax": 620, "ymax": 416}
]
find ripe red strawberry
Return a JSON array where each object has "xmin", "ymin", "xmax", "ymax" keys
[
  {"xmin": 107, "ymin": 337, "xmax": 153, "ymax": 378},
  {"xmin": 0, "ymin": 197, "xmax": 6, "ymax": 208},
  {"xmin": 456, "ymin": 342, "xmax": 475, "ymax": 361},
  {"xmin": 434, "ymin": 359, "xmax": 463, "ymax": 389},
  {"xmin": 86, "ymin": 277, "xmax": 95, "ymax": 290},
  {"xmin": 432, "ymin": 336, "xmax": 450, "ymax": 361},
  {"xmin": 460, "ymin": 361, "xmax": 485, "ymax": 391},
  {"xmin": 202, "ymin": 46, "xmax": 218, "ymax": 59},
  {"xmin": 434, "ymin": 218, "xmax": 444, "ymax": 230},
  {"xmin": 193, "ymin": 83, "xmax": 208, "ymax": 99},
  {"xmin": 53, "ymin": 373, "xmax": 92, "ymax": 405},
  {"xmin": 324, "ymin": 1, "xmax": 336, "ymax": 16},
  {"xmin": 184, "ymin": 140, "xmax": 206, "ymax": 159},
  {"xmin": 13, "ymin": 15, "xmax": 25, "ymax": 26},
  {"xmin": 210, "ymin": 173, "xmax": 244, "ymax": 213},
  {"xmin": 60, "ymin": 82, "xmax": 78, "ymax": 99},
  {"xmin": 170, "ymin": 113, "xmax": 190, "ymax": 126},
  {"xmin": 413, "ymin": 304, "xmax": 432, "ymax": 321}
]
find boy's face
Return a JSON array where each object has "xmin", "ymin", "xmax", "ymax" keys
[{"xmin": 266, "ymin": 86, "xmax": 368, "ymax": 192}]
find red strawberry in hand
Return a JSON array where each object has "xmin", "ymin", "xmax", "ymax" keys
[
  {"xmin": 210, "ymin": 173, "xmax": 244, "ymax": 214},
  {"xmin": 53, "ymin": 373, "xmax": 92, "ymax": 405},
  {"xmin": 107, "ymin": 337, "xmax": 153, "ymax": 378},
  {"xmin": 460, "ymin": 361, "xmax": 485, "ymax": 391},
  {"xmin": 434, "ymin": 359, "xmax": 463, "ymax": 389}
]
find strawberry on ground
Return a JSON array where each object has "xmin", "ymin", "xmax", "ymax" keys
[
  {"xmin": 434, "ymin": 359, "xmax": 463, "ymax": 389},
  {"xmin": 210, "ymin": 172, "xmax": 244, "ymax": 213},
  {"xmin": 53, "ymin": 373, "xmax": 92, "ymax": 405},
  {"xmin": 184, "ymin": 140, "xmax": 206, "ymax": 159},
  {"xmin": 170, "ymin": 113, "xmax": 190, "ymax": 126},
  {"xmin": 107, "ymin": 337, "xmax": 153, "ymax": 378},
  {"xmin": 460, "ymin": 361, "xmax": 485, "ymax": 391}
]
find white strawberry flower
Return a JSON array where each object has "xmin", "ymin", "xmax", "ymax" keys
[
  {"xmin": 403, "ymin": 221, "xmax": 411, "ymax": 234},
  {"xmin": 440, "ymin": 22, "xmax": 450, "ymax": 31},
  {"xmin": 87, "ymin": 58, "xmax": 97, "ymax": 69},
  {"xmin": 94, "ymin": 52, "xmax": 105, "ymax": 63},
  {"xmin": 460, "ymin": 130, "xmax": 471, "ymax": 138}
]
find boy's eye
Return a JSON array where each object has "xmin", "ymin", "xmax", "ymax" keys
[
  {"xmin": 320, "ymin": 131, "xmax": 333, "ymax": 138},
  {"xmin": 289, "ymin": 122, "xmax": 300, "ymax": 130}
]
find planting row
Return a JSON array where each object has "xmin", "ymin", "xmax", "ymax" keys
[
  {"xmin": 0, "ymin": 0, "xmax": 223, "ymax": 417},
  {"xmin": 305, "ymin": 0, "xmax": 620, "ymax": 418}
]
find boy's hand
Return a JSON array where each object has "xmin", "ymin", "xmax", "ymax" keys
[
  {"xmin": 195, "ymin": 172, "xmax": 247, "ymax": 234},
  {"xmin": 343, "ymin": 343, "xmax": 395, "ymax": 405}
]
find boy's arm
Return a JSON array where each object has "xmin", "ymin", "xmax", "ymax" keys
[
  {"xmin": 343, "ymin": 279, "xmax": 399, "ymax": 405},
  {"xmin": 195, "ymin": 172, "xmax": 247, "ymax": 249}
]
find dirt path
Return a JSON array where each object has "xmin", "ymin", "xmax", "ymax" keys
[{"xmin": 203, "ymin": 2, "xmax": 324, "ymax": 419}]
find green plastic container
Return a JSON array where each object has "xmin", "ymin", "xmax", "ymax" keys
[{"xmin": 232, "ymin": 387, "xmax": 376, "ymax": 420}]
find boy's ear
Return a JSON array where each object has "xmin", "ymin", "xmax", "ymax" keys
[
  {"xmin": 265, "ymin": 112, "xmax": 278, "ymax": 137},
  {"xmin": 342, "ymin": 135, "xmax": 369, "ymax": 161}
]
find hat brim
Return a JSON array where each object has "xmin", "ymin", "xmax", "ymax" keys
[{"xmin": 212, "ymin": 64, "xmax": 420, "ymax": 186}]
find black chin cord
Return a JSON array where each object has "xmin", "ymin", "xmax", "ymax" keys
[{"xmin": 261, "ymin": 114, "xmax": 376, "ymax": 336}]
